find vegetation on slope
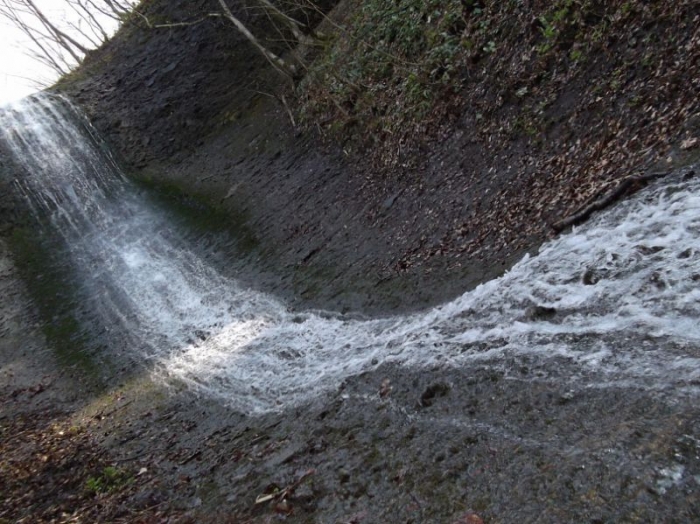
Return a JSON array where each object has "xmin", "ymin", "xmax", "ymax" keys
[{"xmin": 300, "ymin": 0, "xmax": 699, "ymax": 172}]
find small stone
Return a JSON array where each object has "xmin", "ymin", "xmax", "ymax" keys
[
  {"xmin": 453, "ymin": 512, "xmax": 485, "ymax": 524},
  {"xmin": 274, "ymin": 499, "xmax": 292, "ymax": 515},
  {"xmin": 420, "ymin": 382, "xmax": 450, "ymax": 407},
  {"xmin": 650, "ymin": 271, "xmax": 666, "ymax": 289},
  {"xmin": 381, "ymin": 191, "xmax": 402, "ymax": 211},
  {"xmin": 635, "ymin": 245, "xmax": 665, "ymax": 255},
  {"xmin": 558, "ymin": 391, "xmax": 575, "ymax": 404},
  {"xmin": 525, "ymin": 305, "xmax": 557, "ymax": 320}
]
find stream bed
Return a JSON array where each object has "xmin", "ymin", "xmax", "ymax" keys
[{"xmin": 2, "ymin": 94, "xmax": 700, "ymax": 521}]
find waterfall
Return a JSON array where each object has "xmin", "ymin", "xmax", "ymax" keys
[{"xmin": 2, "ymin": 94, "xmax": 699, "ymax": 414}]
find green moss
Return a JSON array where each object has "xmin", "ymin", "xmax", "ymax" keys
[
  {"xmin": 85, "ymin": 466, "xmax": 133, "ymax": 495},
  {"xmin": 9, "ymin": 228, "xmax": 106, "ymax": 385},
  {"xmin": 299, "ymin": 0, "xmax": 623, "ymax": 153},
  {"xmin": 300, "ymin": 0, "xmax": 469, "ymax": 140},
  {"xmin": 197, "ymin": 480, "xmax": 222, "ymax": 505},
  {"xmin": 133, "ymin": 175, "xmax": 260, "ymax": 256}
]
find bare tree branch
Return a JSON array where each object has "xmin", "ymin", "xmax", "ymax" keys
[
  {"xmin": 67, "ymin": 0, "xmax": 109, "ymax": 42},
  {"xmin": 256, "ymin": 0, "xmax": 315, "ymax": 45},
  {"xmin": 218, "ymin": 0, "xmax": 296, "ymax": 77},
  {"xmin": 24, "ymin": 0, "xmax": 90, "ymax": 61},
  {"xmin": 0, "ymin": 0, "xmax": 70, "ymax": 74},
  {"xmin": 0, "ymin": 0, "xmax": 137, "ymax": 79}
]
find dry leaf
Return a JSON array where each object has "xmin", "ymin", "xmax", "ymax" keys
[
  {"xmin": 681, "ymin": 137, "xmax": 698, "ymax": 150},
  {"xmin": 379, "ymin": 378, "xmax": 392, "ymax": 398},
  {"xmin": 255, "ymin": 492, "xmax": 278, "ymax": 504}
]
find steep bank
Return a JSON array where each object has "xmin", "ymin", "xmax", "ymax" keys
[{"xmin": 53, "ymin": 0, "xmax": 700, "ymax": 314}]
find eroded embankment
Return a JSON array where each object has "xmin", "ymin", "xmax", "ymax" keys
[{"xmin": 51, "ymin": 0, "xmax": 700, "ymax": 316}]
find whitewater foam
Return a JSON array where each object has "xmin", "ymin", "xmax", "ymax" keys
[{"xmin": 2, "ymin": 94, "xmax": 699, "ymax": 413}]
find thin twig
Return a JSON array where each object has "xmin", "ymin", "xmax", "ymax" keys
[
  {"xmin": 153, "ymin": 13, "xmax": 222, "ymax": 29},
  {"xmin": 280, "ymin": 94, "xmax": 296, "ymax": 127}
]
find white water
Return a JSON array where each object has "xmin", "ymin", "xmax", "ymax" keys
[{"xmin": 2, "ymin": 94, "xmax": 700, "ymax": 413}]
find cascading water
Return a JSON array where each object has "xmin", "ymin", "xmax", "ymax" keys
[{"xmin": 2, "ymin": 94, "xmax": 699, "ymax": 414}]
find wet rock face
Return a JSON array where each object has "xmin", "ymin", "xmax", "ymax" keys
[
  {"xmin": 0, "ymin": 160, "xmax": 31, "ymax": 237},
  {"xmin": 152, "ymin": 362, "xmax": 700, "ymax": 523},
  {"xmin": 52, "ymin": 0, "xmax": 543, "ymax": 317},
  {"xmin": 59, "ymin": 0, "xmax": 270, "ymax": 168}
]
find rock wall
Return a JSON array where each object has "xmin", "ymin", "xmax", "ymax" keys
[
  {"xmin": 52, "ymin": 0, "xmax": 700, "ymax": 314},
  {"xmin": 56, "ymin": 0, "xmax": 514, "ymax": 314}
]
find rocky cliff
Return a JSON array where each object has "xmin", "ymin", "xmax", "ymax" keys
[{"xmin": 52, "ymin": 0, "xmax": 700, "ymax": 314}]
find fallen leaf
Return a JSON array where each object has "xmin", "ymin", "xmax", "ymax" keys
[
  {"xmin": 379, "ymin": 378, "xmax": 392, "ymax": 398},
  {"xmin": 681, "ymin": 137, "xmax": 698, "ymax": 150},
  {"xmin": 255, "ymin": 492, "xmax": 278, "ymax": 504},
  {"xmin": 453, "ymin": 512, "xmax": 485, "ymax": 524}
]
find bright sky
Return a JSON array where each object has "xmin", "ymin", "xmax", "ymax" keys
[
  {"xmin": 0, "ymin": 1, "xmax": 126, "ymax": 105},
  {"xmin": 0, "ymin": 15, "xmax": 49, "ymax": 104}
]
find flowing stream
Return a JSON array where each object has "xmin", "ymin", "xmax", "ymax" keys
[{"xmin": 2, "ymin": 94, "xmax": 699, "ymax": 414}]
